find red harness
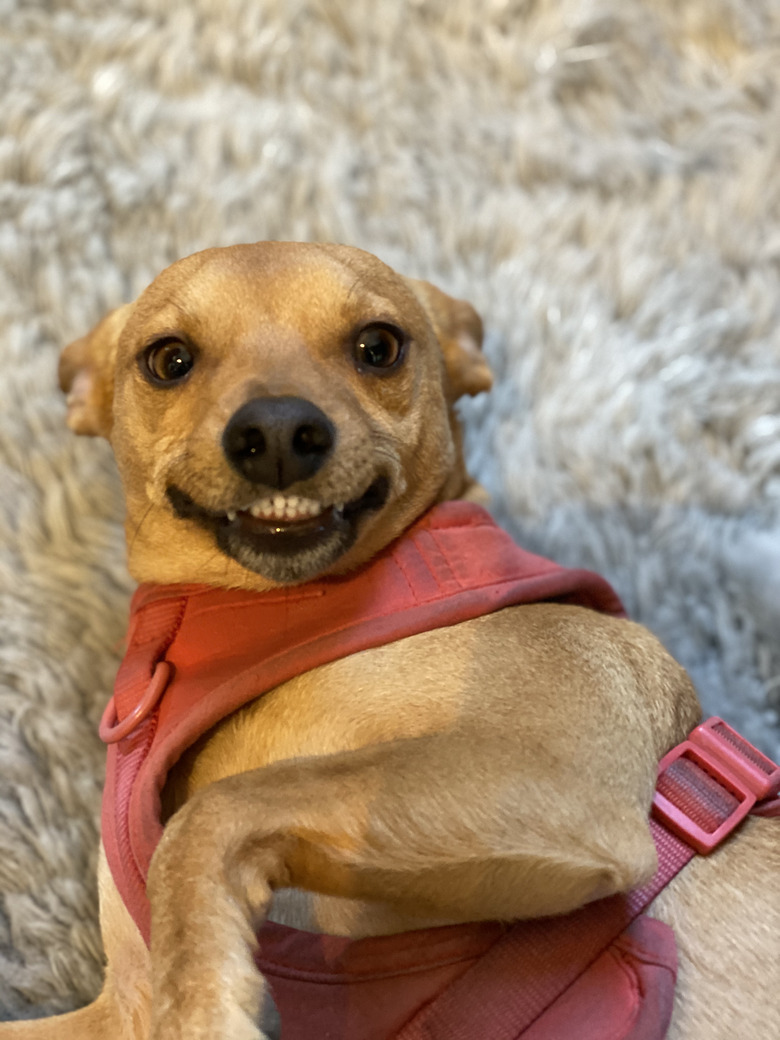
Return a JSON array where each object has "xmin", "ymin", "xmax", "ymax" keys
[{"xmin": 99, "ymin": 501, "xmax": 780, "ymax": 1039}]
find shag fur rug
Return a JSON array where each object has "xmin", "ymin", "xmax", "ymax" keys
[{"xmin": 1, "ymin": 0, "xmax": 779, "ymax": 1020}]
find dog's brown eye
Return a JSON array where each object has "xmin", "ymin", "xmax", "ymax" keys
[
  {"xmin": 143, "ymin": 340, "xmax": 194, "ymax": 384},
  {"xmin": 355, "ymin": 325, "xmax": 404, "ymax": 371}
]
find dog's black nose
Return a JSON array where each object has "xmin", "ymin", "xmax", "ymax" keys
[{"xmin": 222, "ymin": 396, "xmax": 335, "ymax": 488}]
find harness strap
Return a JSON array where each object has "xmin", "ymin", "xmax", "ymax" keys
[
  {"xmin": 396, "ymin": 718, "xmax": 780, "ymax": 1040},
  {"xmin": 752, "ymin": 796, "xmax": 780, "ymax": 817},
  {"xmin": 100, "ymin": 596, "xmax": 187, "ymax": 910}
]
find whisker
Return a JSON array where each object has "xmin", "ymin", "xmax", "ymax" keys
[{"xmin": 127, "ymin": 501, "xmax": 155, "ymax": 558}]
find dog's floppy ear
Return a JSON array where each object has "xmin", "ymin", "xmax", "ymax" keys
[
  {"xmin": 407, "ymin": 279, "xmax": 493, "ymax": 401},
  {"xmin": 59, "ymin": 304, "xmax": 133, "ymax": 438}
]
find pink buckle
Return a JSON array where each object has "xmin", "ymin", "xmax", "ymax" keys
[
  {"xmin": 99, "ymin": 660, "xmax": 173, "ymax": 744},
  {"xmin": 689, "ymin": 717, "xmax": 780, "ymax": 799},
  {"xmin": 652, "ymin": 717, "xmax": 780, "ymax": 855}
]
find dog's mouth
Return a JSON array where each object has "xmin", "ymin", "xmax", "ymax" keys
[{"xmin": 166, "ymin": 476, "xmax": 390, "ymax": 583}]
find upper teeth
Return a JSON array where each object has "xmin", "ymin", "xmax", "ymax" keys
[{"xmin": 246, "ymin": 495, "xmax": 324, "ymax": 522}]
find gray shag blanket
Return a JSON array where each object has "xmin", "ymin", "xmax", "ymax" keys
[{"xmin": 1, "ymin": 0, "xmax": 779, "ymax": 1020}]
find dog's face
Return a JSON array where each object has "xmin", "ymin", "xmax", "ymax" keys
[{"xmin": 60, "ymin": 243, "xmax": 491, "ymax": 589}]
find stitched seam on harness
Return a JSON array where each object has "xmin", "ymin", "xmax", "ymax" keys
[
  {"xmin": 421, "ymin": 530, "xmax": 462, "ymax": 589},
  {"xmin": 393, "ymin": 550, "xmax": 422, "ymax": 603},
  {"xmin": 256, "ymin": 950, "xmax": 488, "ymax": 984},
  {"xmin": 601, "ymin": 947, "xmax": 642, "ymax": 1040}
]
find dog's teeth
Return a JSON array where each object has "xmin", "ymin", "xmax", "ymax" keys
[
  {"xmin": 226, "ymin": 510, "xmax": 237, "ymax": 522},
  {"xmin": 245, "ymin": 495, "xmax": 325, "ymax": 522},
  {"xmin": 250, "ymin": 499, "xmax": 272, "ymax": 518}
]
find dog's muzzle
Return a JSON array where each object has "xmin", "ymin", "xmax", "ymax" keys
[{"xmin": 166, "ymin": 393, "xmax": 388, "ymax": 581}]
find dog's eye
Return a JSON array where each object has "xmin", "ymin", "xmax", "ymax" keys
[
  {"xmin": 142, "ymin": 340, "xmax": 195, "ymax": 384},
  {"xmin": 355, "ymin": 325, "xmax": 404, "ymax": 371}
]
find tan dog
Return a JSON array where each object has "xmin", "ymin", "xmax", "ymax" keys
[{"xmin": 3, "ymin": 242, "xmax": 777, "ymax": 1039}]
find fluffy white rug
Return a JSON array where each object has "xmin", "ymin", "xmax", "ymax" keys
[{"xmin": 1, "ymin": 0, "xmax": 779, "ymax": 1019}]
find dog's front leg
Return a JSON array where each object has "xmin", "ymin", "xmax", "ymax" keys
[
  {"xmin": 147, "ymin": 730, "xmax": 658, "ymax": 1039},
  {"xmin": 147, "ymin": 811, "xmax": 283, "ymax": 1040}
]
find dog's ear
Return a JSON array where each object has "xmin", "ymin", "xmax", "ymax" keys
[
  {"xmin": 59, "ymin": 304, "xmax": 133, "ymax": 438},
  {"xmin": 407, "ymin": 279, "xmax": 493, "ymax": 401}
]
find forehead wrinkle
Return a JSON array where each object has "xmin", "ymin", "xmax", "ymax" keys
[
  {"xmin": 127, "ymin": 295, "xmax": 207, "ymax": 349},
  {"xmin": 345, "ymin": 273, "xmax": 365, "ymax": 306},
  {"xmin": 186, "ymin": 265, "xmax": 361, "ymax": 342}
]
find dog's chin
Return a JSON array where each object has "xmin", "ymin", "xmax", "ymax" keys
[{"xmin": 166, "ymin": 477, "xmax": 390, "ymax": 584}]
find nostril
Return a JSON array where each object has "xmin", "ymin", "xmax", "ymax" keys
[
  {"xmin": 293, "ymin": 423, "xmax": 332, "ymax": 456},
  {"xmin": 242, "ymin": 427, "xmax": 266, "ymax": 456},
  {"xmin": 224, "ymin": 424, "xmax": 266, "ymax": 460}
]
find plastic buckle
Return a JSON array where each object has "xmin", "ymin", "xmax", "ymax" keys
[
  {"xmin": 652, "ymin": 717, "xmax": 780, "ymax": 855},
  {"xmin": 688, "ymin": 717, "xmax": 780, "ymax": 800}
]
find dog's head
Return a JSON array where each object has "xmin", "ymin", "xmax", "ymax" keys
[{"xmin": 60, "ymin": 243, "xmax": 492, "ymax": 589}]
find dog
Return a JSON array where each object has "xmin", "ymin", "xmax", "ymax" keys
[{"xmin": 2, "ymin": 242, "xmax": 777, "ymax": 1040}]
